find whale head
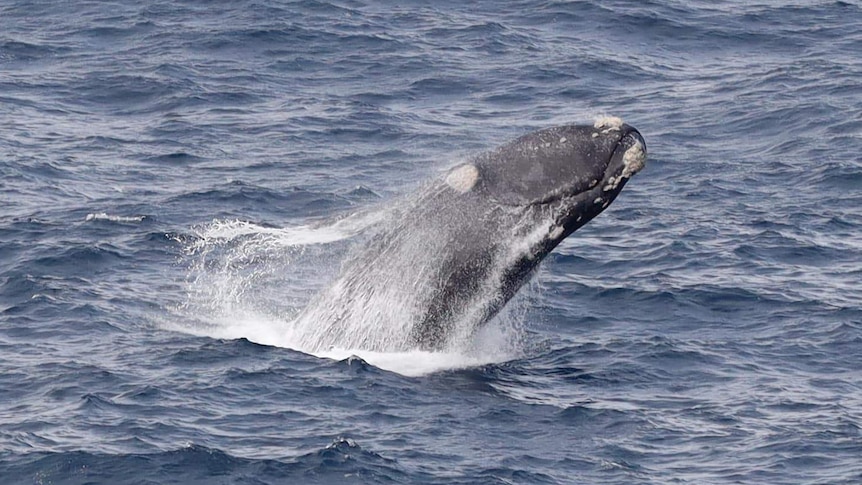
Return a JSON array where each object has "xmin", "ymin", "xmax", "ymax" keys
[{"xmin": 456, "ymin": 117, "xmax": 646, "ymax": 250}]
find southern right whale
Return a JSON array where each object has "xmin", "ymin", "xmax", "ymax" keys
[{"xmin": 294, "ymin": 116, "xmax": 646, "ymax": 351}]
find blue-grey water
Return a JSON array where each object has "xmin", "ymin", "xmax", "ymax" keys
[{"xmin": 2, "ymin": 1, "xmax": 861, "ymax": 484}]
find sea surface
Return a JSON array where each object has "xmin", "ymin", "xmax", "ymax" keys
[{"xmin": 2, "ymin": 1, "xmax": 862, "ymax": 484}]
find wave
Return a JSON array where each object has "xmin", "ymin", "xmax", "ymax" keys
[
  {"xmin": 0, "ymin": 439, "xmax": 409, "ymax": 485},
  {"xmin": 85, "ymin": 213, "xmax": 147, "ymax": 223}
]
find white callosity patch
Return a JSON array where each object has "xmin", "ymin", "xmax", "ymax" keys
[
  {"xmin": 622, "ymin": 139, "xmax": 647, "ymax": 178},
  {"xmin": 594, "ymin": 115, "xmax": 625, "ymax": 133},
  {"xmin": 445, "ymin": 164, "xmax": 480, "ymax": 193},
  {"xmin": 602, "ymin": 144, "xmax": 646, "ymax": 192}
]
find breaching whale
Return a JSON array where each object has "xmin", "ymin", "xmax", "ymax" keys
[{"xmin": 294, "ymin": 117, "xmax": 646, "ymax": 351}]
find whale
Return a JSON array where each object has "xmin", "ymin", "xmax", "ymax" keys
[{"xmin": 293, "ymin": 117, "xmax": 646, "ymax": 352}]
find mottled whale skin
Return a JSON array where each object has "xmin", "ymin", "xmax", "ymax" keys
[{"xmin": 301, "ymin": 118, "xmax": 646, "ymax": 351}]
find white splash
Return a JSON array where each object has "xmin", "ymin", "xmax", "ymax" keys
[
  {"xmin": 343, "ymin": 290, "xmax": 528, "ymax": 376},
  {"xmin": 173, "ymin": 204, "xmax": 528, "ymax": 377},
  {"xmin": 85, "ymin": 213, "xmax": 146, "ymax": 223},
  {"xmin": 187, "ymin": 211, "xmax": 385, "ymax": 249},
  {"xmin": 322, "ymin": 349, "xmax": 486, "ymax": 377}
]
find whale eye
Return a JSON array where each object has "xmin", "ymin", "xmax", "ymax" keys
[{"xmin": 445, "ymin": 164, "xmax": 480, "ymax": 193}]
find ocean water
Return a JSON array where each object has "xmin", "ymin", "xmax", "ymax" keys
[{"xmin": 2, "ymin": 0, "xmax": 862, "ymax": 483}]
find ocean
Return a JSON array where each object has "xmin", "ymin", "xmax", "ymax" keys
[{"xmin": 2, "ymin": 1, "xmax": 861, "ymax": 483}]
